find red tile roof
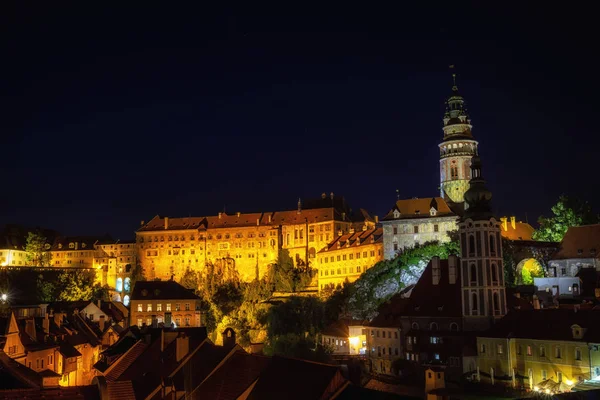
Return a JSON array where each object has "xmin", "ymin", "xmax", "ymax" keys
[
  {"xmin": 190, "ymin": 350, "xmax": 271, "ymax": 400},
  {"xmin": 106, "ymin": 381, "xmax": 136, "ymax": 400},
  {"xmin": 553, "ymin": 224, "xmax": 600, "ymax": 260},
  {"xmin": 319, "ymin": 228, "xmax": 383, "ymax": 253},
  {"xmin": 104, "ymin": 340, "xmax": 148, "ymax": 381},
  {"xmin": 131, "ymin": 280, "xmax": 201, "ymax": 301},
  {"xmin": 500, "ymin": 218, "xmax": 534, "ymax": 241},
  {"xmin": 0, "ymin": 386, "xmax": 100, "ymax": 400},
  {"xmin": 382, "ymin": 197, "xmax": 455, "ymax": 221}
]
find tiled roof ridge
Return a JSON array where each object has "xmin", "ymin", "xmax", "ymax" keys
[{"xmin": 104, "ymin": 340, "xmax": 148, "ymax": 381}]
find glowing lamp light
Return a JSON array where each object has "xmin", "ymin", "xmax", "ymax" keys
[
  {"xmin": 545, "ymin": 389, "xmax": 551, "ymax": 394},
  {"xmin": 348, "ymin": 337, "xmax": 360, "ymax": 346},
  {"xmin": 533, "ymin": 386, "xmax": 539, "ymax": 392},
  {"xmin": 1, "ymin": 294, "xmax": 7, "ymax": 301},
  {"xmin": 565, "ymin": 379, "xmax": 573, "ymax": 386}
]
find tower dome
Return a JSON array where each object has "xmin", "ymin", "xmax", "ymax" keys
[
  {"xmin": 438, "ymin": 72, "xmax": 479, "ymax": 204},
  {"xmin": 463, "ymin": 156, "xmax": 494, "ymax": 221}
]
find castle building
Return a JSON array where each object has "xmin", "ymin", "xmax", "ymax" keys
[
  {"xmin": 136, "ymin": 205, "xmax": 354, "ymax": 283},
  {"xmin": 317, "ymin": 227, "xmax": 383, "ymax": 291},
  {"xmin": 459, "ymin": 156, "xmax": 507, "ymax": 331},
  {"xmin": 380, "ymin": 197, "xmax": 457, "ymax": 260},
  {"xmin": 439, "ymin": 75, "xmax": 478, "ymax": 205},
  {"xmin": 368, "ymin": 155, "xmax": 508, "ymax": 381}
]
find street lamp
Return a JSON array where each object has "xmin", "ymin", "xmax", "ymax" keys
[{"xmin": 1, "ymin": 294, "xmax": 7, "ymax": 302}]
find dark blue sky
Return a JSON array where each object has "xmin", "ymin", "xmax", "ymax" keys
[{"xmin": 1, "ymin": 3, "xmax": 598, "ymax": 239}]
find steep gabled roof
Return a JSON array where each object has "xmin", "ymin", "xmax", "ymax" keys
[
  {"xmin": 382, "ymin": 197, "xmax": 455, "ymax": 221},
  {"xmin": 319, "ymin": 228, "xmax": 383, "ymax": 253},
  {"xmin": 104, "ymin": 340, "xmax": 148, "ymax": 381},
  {"xmin": 131, "ymin": 280, "xmax": 200, "ymax": 301},
  {"xmin": 247, "ymin": 356, "xmax": 345, "ymax": 400},
  {"xmin": 553, "ymin": 224, "xmax": 600, "ymax": 260},
  {"xmin": 190, "ymin": 350, "xmax": 271, "ymax": 400},
  {"xmin": 479, "ymin": 309, "xmax": 600, "ymax": 342}
]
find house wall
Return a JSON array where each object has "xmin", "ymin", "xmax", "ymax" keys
[
  {"xmin": 130, "ymin": 298, "xmax": 203, "ymax": 327},
  {"xmin": 367, "ymin": 326, "xmax": 402, "ymax": 375},
  {"xmin": 317, "ymin": 241, "xmax": 383, "ymax": 291}
]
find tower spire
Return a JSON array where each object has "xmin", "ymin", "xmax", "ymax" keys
[{"xmin": 449, "ymin": 64, "xmax": 458, "ymax": 91}]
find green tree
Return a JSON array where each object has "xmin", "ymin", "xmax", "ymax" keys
[
  {"xmin": 25, "ymin": 232, "xmax": 52, "ymax": 266},
  {"xmin": 37, "ymin": 274, "xmax": 56, "ymax": 302},
  {"xmin": 57, "ymin": 270, "xmax": 96, "ymax": 301},
  {"xmin": 533, "ymin": 195, "xmax": 598, "ymax": 242}
]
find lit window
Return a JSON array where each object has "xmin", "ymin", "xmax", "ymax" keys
[
  {"xmin": 157, "ymin": 304, "xmax": 162, "ymax": 312},
  {"xmin": 527, "ymin": 346, "xmax": 532, "ymax": 356},
  {"xmin": 147, "ymin": 304, "xmax": 152, "ymax": 312},
  {"xmin": 137, "ymin": 304, "xmax": 142, "ymax": 312},
  {"xmin": 166, "ymin": 303, "xmax": 171, "ymax": 311},
  {"xmin": 185, "ymin": 303, "xmax": 190, "ymax": 311}
]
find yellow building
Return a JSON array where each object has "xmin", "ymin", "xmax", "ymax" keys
[
  {"xmin": 130, "ymin": 280, "xmax": 204, "ymax": 328},
  {"xmin": 136, "ymin": 207, "xmax": 353, "ymax": 282},
  {"xmin": 317, "ymin": 227, "xmax": 383, "ymax": 292},
  {"xmin": 476, "ymin": 309, "xmax": 600, "ymax": 392},
  {"xmin": 0, "ymin": 247, "xmax": 28, "ymax": 266}
]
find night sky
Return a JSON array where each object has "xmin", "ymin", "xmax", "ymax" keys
[{"xmin": 2, "ymin": 4, "xmax": 598, "ymax": 240}]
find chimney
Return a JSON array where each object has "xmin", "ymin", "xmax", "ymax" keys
[
  {"xmin": 448, "ymin": 255, "xmax": 457, "ymax": 284},
  {"xmin": 25, "ymin": 319, "xmax": 37, "ymax": 340},
  {"xmin": 176, "ymin": 333, "xmax": 190, "ymax": 362},
  {"xmin": 236, "ymin": 212, "xmax": 241, "ymax": 217},
  {"xmin": 218, "ymin": 212, "xmax": 222, "ymax": 219},
  {"xmin": 222, "ymin": 327, "xmax": 236, "ymax": 349},
  {"xmin": 297, "ymin": 198, "xmax": 302, "ymax": 214},
  {"xmin": 432, "ymin": 256, "xmax": 441, "ymax": 285},
  {"xmin": 342, "ymin": 212, "xmax": 346, "ymax": 221},
  {"xmin": 256, "ymin": 218, "xmax": 260, "ymax": 226},
  {"xmin": 370, "ymin": 235, "xmax": 375, "ymax": 243},
  {"xmin": 532, "ymin": 295, "xmax": 540, "ymax": 310},
  {"xmin": 500, "ymin": 217, "xmax": 508, "ymax": 231},
  {"xmin": 97, "ymin": 300, "xmax": 101, "ymax": 310},
  {"xmin": 330, "ymin": 192, "xmax": 334, "ymax": 200},
  {"xmin": 42, "ymin": 313, "xmax": 49, "ymax": 334},
  {"xmin": 510, "ymin": 216, "xmax": 516, "ymax": 230},
  {"xmin": 268, "ymin": 214, "xmax": 272, "ymax": 223},
  {"xmin": 374, "ymin": 215, "xmax": 379, "ymax": 223},
  {"xmin": 99, "ymin": 315, "xmax": 106, "ymax": 332},
  {"xmin": 164, "ymin": 217, "xmax": 169, "ymax": 230}
]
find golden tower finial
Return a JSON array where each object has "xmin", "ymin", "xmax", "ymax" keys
[{"xmin": 449, "ymin": 64, "xmax": 458, "ymax": 91}]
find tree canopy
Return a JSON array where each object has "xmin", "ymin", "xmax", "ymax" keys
[
  {"xmin": 25, "ymin": 232, "xmax": 52, "ymax": 266},
  {"xmin": 533, "ymin": 195, "xmax": 598, "ymax": 242}
]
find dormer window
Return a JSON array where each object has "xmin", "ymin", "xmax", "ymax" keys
[
  {"xmin": 69, "ymin": 242, "xmax": 74, "ymax": 249},
  {"xmin": 571, "ymin": 324, "xmax": 585, "ymax": 340},
  {"xmin": 577, "ymin": 249, "xmax": 583, "ymax": 256},
  {"xmin": 82, "ymin": 243, "xmax": 86, "ymax": 249},
  {"xmin": 393, "ymin": 210, "xmax": 400, "ymax": 219},
  {"xmin": 430, "ymin": 207, "xmax": 437, "ymax": 216}
]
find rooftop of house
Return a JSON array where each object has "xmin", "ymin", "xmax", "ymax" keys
[
  {"xmin": 50, "ymin": 234, "xmax": 115, "ymax": 251},
  {"xmin": 130, "ymin": 280, "xmax": 201, "ymax": 301},
  {"xmin": 318, "ymin": 228, "xmax": 383, "ymax": 253},
  {"xmin": 553, "ymin": 224, "xmax": 600, "ymax": 260},
  {"xmin": 479, "ymin": 309, "xmax": 600, "ymax": 342},
  {"xmin": 382, "ymin": 197, "xmax": 455, "ymax": 221},
  {"xmin": 0, "ymin": 386, "xmax": 100, "ymax": 399},
  {"xmin": 499, "ymin": 216, "xmax": 534, "ymax": 241}
]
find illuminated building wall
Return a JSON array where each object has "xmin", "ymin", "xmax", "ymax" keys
[
  {"xmin": 381, "ymin": 197, "xmax": 457, "ymax": 260},
  {"xmin": 439, "ymin": 76, "xmax": 478, "ymax": 204},
  {"xmin": 317, "ymin": 227, "xmax": 383, "ymax": 291},
  {"xmin": 136, "ymin": 208, "xmax": 351, "ymax": 283},
  {"xmin": 0, "ymin": 248, "xmax": 28, "ymax": 266}
]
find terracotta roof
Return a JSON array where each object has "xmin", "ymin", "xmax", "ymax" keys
[
  {"xmin": 138, "ymin": 215, "xmax": 209, "ymax": 232},
  {"xmin": 51, "ymin": 235, "xmax": 114, "ymax": 251},
  {"xmin": 553, "ymin": 224, "xmax": 600, "ymax": 260},
  {"xmin": 270, "ymin": 208, "xmax": 349, "ymax": 225},
  {"xmin": 247, "ymin": 356, "xmax": 345, "ymax": 400},
  {"xmin": 205, "ymin": 213, "xmax": 270, "ymax": 229},
  {"xmin": 319, "ymin": 228, "xmax": 383, "ymax": 253},
  {"xmin": 106, "ymin": 381, "xmax": 135, "ymax": 400},
  {"xmin": 479, "ymin": 309, "xmax": 600, "ymax": 342},
  {"xmin": 500, "ymin": 218, "xmax": 534, "ymax": 241},
  {"xmin": 131, "ymin": 280, "xmax": 201, "ymax": 301},
  {"xmin": 382, "ymin": 197, "xmax": 455, "ymax": 221},
  {"xmin": 0, "ymin": 351, "xmax": 42, "ymax": 389},
  {"xmin": 104, "ymin": 340, "xmax": 148, "ymax": 381},
  {"xmin": 388, "ymin": 258, "xmax": 462, "ymax": 318},
  {"xmin": 0, "ymin": 386, "xmax": 100, "ymax": 400},
  {"xmin": 190, "ymin": 350, "xmax": 271, "ymax": 400},
  {"xmin": 58, "ymin": 343, "xmax": 81, "ymax": 359}
]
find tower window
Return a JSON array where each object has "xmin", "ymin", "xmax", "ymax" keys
[
  {"xmin": 490, "ymin": 234, "xmax": 496, "ymax": 255},
  {"xmin": 469, "ymin": 235, "xmax": 476, "ymax": 256},
  {"xmin": 471, "ymin": 292, "xmax": 478, "ymax": 314},
  {"xmin": 470, "ymin": 264, "xmax": 477, "ymax": 285}
]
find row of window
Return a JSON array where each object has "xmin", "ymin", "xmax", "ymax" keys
[
  {"xmin": 480, "ymin": 343, "xmax": 582, "ymax": 360},
  {"xmin": 370, "ymin": 330, "xmax": 399, "ymax": 339},
  {"xmin": 137, "ymin": 316, "xmax": 191, "ymax": 327},
  {"xmin": 321, "ymin": 251, "xmax": 378, "ymax": 263},
  {"xmin": 372, "ymin": 346, "xmax": 400, "ymax": 357},
  {"xmin": 409, "ymin": 322, "xmax": 460, "ymax": 331},
  {"xmin": 392, "ymin": 224, "xmax": 442, "ymax": 235},
  {"xmin": 36, "ymin": 355, "xmax": 53, "ymax": 369},
  {"xmin": 466, "ymin": 233, "xmax": 497, "ymax": 257},
  {"xmin": 321, "ymin": 266, "xmax": 362, "ymax": 276},
  {"xmin": 141, "ymin": 231, "xmax": 277, "ymax": 243},
  {"xmin": 136, "ymin": 303, "xmax": 191, "ymax": 312}
]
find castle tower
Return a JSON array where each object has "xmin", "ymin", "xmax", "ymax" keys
[
  {"xmin": 439, "ymin": 74, "xmax": 479, "ymax": 204},
  {"xmin": 459, "ymin": 156, "xmax": 507, "ymax": 331}
]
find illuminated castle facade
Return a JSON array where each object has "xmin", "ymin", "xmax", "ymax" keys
[{"xmin": 439, "ymin": 75, "xmax": 479, "ymax": 204}]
